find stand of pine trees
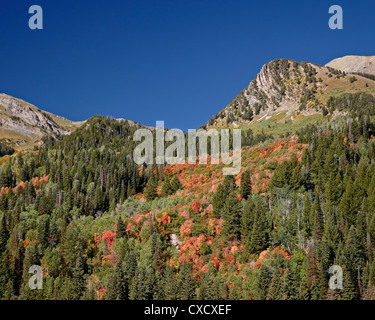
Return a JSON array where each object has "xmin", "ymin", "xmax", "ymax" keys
[{"xmin": 1, "ymin": 93, "xmax": 375, "ymax": 300}]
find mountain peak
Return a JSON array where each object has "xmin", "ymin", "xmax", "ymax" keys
[
  {"xmin": 0, "ymin": 93, "xmax": 80, "ymax": 150},
  {"xmin": 325, "ymin": 55, "xmax": 375, "ymax": 76},
  {"xmin": 204, "ymin": 58, "xmax": 375, "ymax": 129}
]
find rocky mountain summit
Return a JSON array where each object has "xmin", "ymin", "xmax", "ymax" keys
[
  {"xmin": 0, "ymin": 94, "xmax": 80, "ymax": 150},
  {"xmin": 326, "ymin": 55, "xmax": 375, "ymax": 76},
  {"xmin": 204, "ymin": 58, "xmax": 375, "ymax": 128}
]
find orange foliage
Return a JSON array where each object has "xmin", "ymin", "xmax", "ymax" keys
[
  {"xmin": 180, "ymin": 220, "xmax": 193, "ymax": 237},
  {"xmin": 102, "ymin": 230, "xmax": 116, "ymax": 249},
  {"xmin": 192, "ymin": 201, "xmax": 201, "ymax": 213},
  {"xmin": 256, "ymin": 247, "xmax": 290, "ymax": 268}
]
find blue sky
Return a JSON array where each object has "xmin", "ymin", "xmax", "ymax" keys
[{"xmin": 1, "ymin": 0, "xmax": 375, "ymax": 130}]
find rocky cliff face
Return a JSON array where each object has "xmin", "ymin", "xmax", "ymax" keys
[
  {"xmin": 0, "ymin": 94, "xmax": 80, "ymax": 150},
  {"xmin": 326, "ymin": 55, "xmax": 375, "ymax": 76},
  {"xmin": 204, "ymin": 58, "xmax": 375, "ymax": 128}
]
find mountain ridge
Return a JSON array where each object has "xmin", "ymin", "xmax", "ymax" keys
[
  {"xmin": 204, "ymin": 58, "xmax": 375, "ymax": 129},
  {"xmin": 326, "ymin": 55, "xmax": 375, "ymax": 76},
  {"xmin": 0, "ymin": 93, "xmax": 83, "ymax": 150}
]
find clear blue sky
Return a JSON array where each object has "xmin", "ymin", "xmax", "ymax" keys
[{"xmin": 1, "ymin": 0, "xmax": 375, "ymax": 130}]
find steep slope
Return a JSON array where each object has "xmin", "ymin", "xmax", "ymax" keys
[
  {"xmin": 0, "ymin": 93, "xmax": 82, "ymax": 150},
  {"xmin": 2, "ymin": 72, "xmax": 375, "ymax": 300},
  {"xmin": 326, "ymin": 55, "xmax": 375, "ymax": 76},
  {"xmin": 204, "ymin": 59, "xmax": 375, "ymax": 129}
]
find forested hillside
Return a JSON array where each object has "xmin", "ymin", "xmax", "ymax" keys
[{"xmin": 1, "ymin": 92, "xmax": 375, "ymax": 300}]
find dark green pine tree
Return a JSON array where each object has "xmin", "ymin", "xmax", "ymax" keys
[
  {"xmin": 163, "ymin": 265, "xmax": 178, "ymax": 300},
  {"xmin": 70, "ymin": 256, "xmax": 86, "ymax": 300},
  {"xmin": 325, "ymin": 172, "xmax": 342, "ymax": 205},
  {"xmin": 116, "ymin": 267, "xmax": 128, "ymax": 300},
  {"xmin": 282, "ymin": 263, "xmax": 300, "ymax": 300},
  {"xmin": 369, "ymin": 258, "xmax": 375, "ymax": 287},
  {"xmin": 222, "ymin": 193, "xmax": 242, "ymax": 239},
  {"xmin": 197, "ymin": 272, "xmax": 216, "ymax": 300},
  {"xmin": 269, "ymin": 162, "xmax": 287, "ymax": 189},
  {"xmin": 178, "ymin": 262, "xmax": 196, "ymax": 300},
  {"xmin": 342, "ymin": 226, "xmax": 361, "ymax": 299},
  {"xmin": 356, "ymin": 198, "xmax": 368, "ymax": 261},
  {"xmin": 13, "ymin": 241, "xmax": 25, "ymax": 296},
  {"xmin": 322, "ymin": 202, "xmax": 340, "ymax": 249},
  {"xmin": 368, "ymin": 174, "xmax": 375, "ymax": 213},
  {"xmin": 36, "ymin": 215, "xmax": 49, "ymax": 252},
  {"xmin": 106, "ymin": 271, "xmax": 119, "ymax": 300},
  {"xmin": 239, "ymin": 170, "xmax": 252, "ymax": 200},
  {"xmin": 306, "ymin": 243, "xmax": 320, "ymax": 300},
  {"xmin": 241, "ymin": 197, "xmax": 255, "ymax": 241},
  {"xmin": 223, "ymin": 175, "xmax": 236, "ymax": 192},
  {"xmin": 0, "ymin": 213, "xmax": 9, "ymax": 254},
  {"xmin": 122, "ymin": 251, "xmax": 138, "ymax": 299},
  {"xmin": 212, "ymin": 183, "xmax": 229, "ymax": 218},
  {"xmin": 341, "ymin": 267, "xmax": 357, "ymax": 300},
  {"xmin": 144, "ymin": 174, "xmax": 158, "ymax": 200},
  {"xmin": 370, "ymin": 213, "xmax": 375, "ymax": 247},
  {"xmin": 116, "ymin": 216, "xmax": 127, "ymax": 239},
  {"xmin": 312, "ymin": 190, "xmax": 324, "ymax": 242},
  {"xmin": 129, "ymin": 271, "xmax": 141, "ymax": 300},
  {"xmin": 170, "ymin": 176, "xmax": 182, "ymax": 193},
  {"xmin": 249, "ymin": 204, "xmax": 269, "ymax": 254},
  {"xmin": 152, "ymin": 272, "xmax": 165, "ymax": 300},
  {"xmin": 49, "ymin": 217, "xmax": 60, "ymax": 248},
  {"xmin": 129, "ymin": 267, "xmax": 154, "ymax": 300},
  {"xmin": 299, "ymin": 273, "xmax": 310, "ymax": 300},
  {"xmin": 268, "ymin": 270, "xmax": 283, "ymax": 300},
  {"xmin": 256, "ymin": 264, "xmax": 272, "ymax": 300},
  {"xmin": 302, "ymin": 194, "xmax": 312, "ymax": 237},
  {"xmin": 0, "ymin": 249, "xmax": 12, "ymax": 299},
  {"xmin": 161, "ymin": 175, "xmax": 173, "ymax": 197},
  {"xmin": 339, "ymin": 177, "xmax": 356, "ymax": 227}
]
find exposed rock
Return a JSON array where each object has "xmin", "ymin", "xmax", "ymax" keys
[
  {"xmin": 0, "ymin": 93, "xmax": 80, "ymax": 150},
  {"xmin": 326, "ymin": 55, "xmax": 375, "ymax": 76},
  {"xmin": 169, "ymin": 233, "xmax": 183, "ymax": 251},
  {"xmin": 204, "ymin": 59, "xmax": 324, "ymax": 127},
  {"xmin": 204, "ymin": 57, "xmax": 375, "ymax": 128}
]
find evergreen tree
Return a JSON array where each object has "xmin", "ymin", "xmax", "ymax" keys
[
  {"xmin": 161, "ymin": 175, "xmax": 173, "ymax": 197},
  {"xmin": 116, "ymin": 216, "xmax": 127, "ymax": 239},
  {"xmin": 163, "ymin": 265, "xmax": 178, "ymax": 300},
  {"xmin": 197, "ymin": 272, "xmax": 216, "ymax": 300},
  {"xmin": 256, "ymin": 264, "xmax": 272, "ymax": 300},
  {"xmin": 170, "ymin": 176, "xmax": 182, "ymax": 193},
  {"xmin": 212, "ymin": 184, "xmax": 229, "ymax": 218},
  {"xmin": 178, "ymin": 262, "xmax": 196, "ymax": 300},
  {"xmin": 249, "ymin": 204, "xmax": 269, "ymax": 254},
  {"xmin": 0, "ymin": 213, "xmax": 9, "ymax": 254},
  {"xmin": 268, "ymin": 270, "xmax": 283, "ymax": 300},
  {"xmin": 144, "ymin": 175, "xmax": 158, "ymax": 200},
  {"xmin": 239, "ymin": 170, "xmax": 252, "ymax": 200},
  {"xmin": 312, "ymin": 190, "xmax": 323, "ymax": 242},
  {"xmin": 222, "ymin": 193, "xmax": 242, "ymax": 239},
  {"xmin": 241, "ymin": 197, "xmax": 255, "ymax": 241}
]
